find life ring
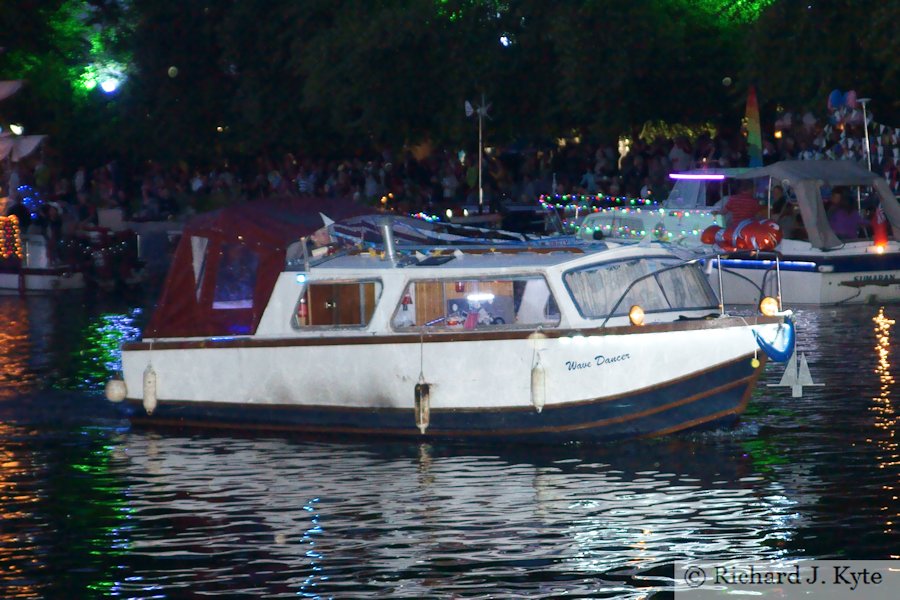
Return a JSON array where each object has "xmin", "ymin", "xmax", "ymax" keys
[{"xmin": 701, "ymin": 218, "xmax": 782, "ymax": 252}]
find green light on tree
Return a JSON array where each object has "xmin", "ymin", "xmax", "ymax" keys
[{"xmin": 689, "ymin": 0, "xmax": 777, "ymax": 24}]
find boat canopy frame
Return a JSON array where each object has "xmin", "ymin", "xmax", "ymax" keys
[{"xmin": 732, "ymin": 160, "xmax": 900, "ymax": 250}]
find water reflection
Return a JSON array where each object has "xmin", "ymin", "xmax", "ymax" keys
[
  {"xmin": 60, "ymin": 309, "xmax": 142, "ymax": 389},
  {"xmin": 0, "ymin": 422, "xmax": 40, "ymax": 599},
  {"xmin": 0, "ymin": 299, "xmax": 37, "ymax": 397},
  {"xmin": 0, "ymin": 295, "xmax": 142, "ymax": 394},
  {"xmin": 0, "ymin": 294, "xmax": 899, "ymax": 596},
  {"xmin": 0, "ymin": 422, "xmax": 133, "ymax": 599},
  {"xmin": 93, "ymin": 434, "xmax": 817, "ymax": 598},
  {"xmin": 871, "ymin": 308, "xmax": 898, "ymax": 548}
]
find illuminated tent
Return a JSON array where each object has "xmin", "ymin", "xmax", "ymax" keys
[{"xmin": 1, "ymin": 80, "xmax": 46, "ymax": 162}]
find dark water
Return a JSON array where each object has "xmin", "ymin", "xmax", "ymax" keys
[{"xmin": 0, "ymin": 292, "xmax": 897, "ymax": 598}]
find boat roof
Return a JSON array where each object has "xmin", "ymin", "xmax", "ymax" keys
[
  {"xmin": 182, "ymin": 195, "xmax": 369, "ymax": 245},
  {"xmin": 670, "ymin": 167, "xmax": 751, "ymax": 177},
  {"xmin": 311, "ymin": 246, "xmax": 596, "ymax": 272},
  {"xmin": 144, "ymin": 196, "xmax": 667, "ymax": 338},
  {"xmin": 732, "ymin": 159, "xmax": 884, "ymax": 186},
  {"xmin": 734, "ymin": 160, "xmax": 900, "ymax": 250}
]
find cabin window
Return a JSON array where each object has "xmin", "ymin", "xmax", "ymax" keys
[
  {"xmin": 564, "ymin": 257, "xmax": 717, "ymax": 319},
  {"xmin": 391, "ymin": 277, "xmax": 560, "ymax": 330},
  {"xmin": 212, "ymin": 242, "xmax": 259, "ymax": 309},
  {"xmin": 293, "ymin": 281, "xmax": 382, "ymax": 328}
]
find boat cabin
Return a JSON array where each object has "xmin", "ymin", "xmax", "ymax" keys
[
  {"xmin": 256, "ymin": 245, "xmax": 720, "ymax": 337},
  {"xmin": 144, "ymin": 198, "xmax": 722, "ymax": 342}
]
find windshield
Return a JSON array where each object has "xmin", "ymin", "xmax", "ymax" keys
[{"xmin": 564, "ymin": 257, "xmax": 718, "ymax": 319}]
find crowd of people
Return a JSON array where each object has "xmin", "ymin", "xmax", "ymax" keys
[{"xmin": 3, "ymin": 107, "xmax": 899, "ymax": 236}]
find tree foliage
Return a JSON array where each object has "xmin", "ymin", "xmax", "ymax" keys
[
  {"xmin": 744, "ymin": 0, "xmax": 899, "ymax": 119},
  {"xmin": 3, "ymin": 1, "xmax": 898, "ymax": 168}
]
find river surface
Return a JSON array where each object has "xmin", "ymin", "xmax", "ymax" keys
[{"xmin": 0, "ymin": 291, "xmax": 897, "ymax": 598}]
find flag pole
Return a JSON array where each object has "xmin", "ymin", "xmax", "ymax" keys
[
  {"xmin": 859, "ymin": 97, "xmax": 872, "ymax": 171},
  {"xmin": 478, "ymin": 93, "xmax": 484, "ymax": 213}
]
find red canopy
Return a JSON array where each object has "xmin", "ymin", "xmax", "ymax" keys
[{"xmin": 145, "ymin": 196, "xmax": 370, "ymax": 338}]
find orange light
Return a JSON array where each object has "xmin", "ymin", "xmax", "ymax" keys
[
  {"xmin": 759, "ymin": 296, "xmax": 780, "ymax": 316},
  {"xmin": 0, "ymin": 215, "xmax": 24, "ymax": 259},
  {"xmin": 774, "ymin": 130, "xmax": 783, "ymax": 139},
  {"xmin": 629, "ymin": 305, "xmax": 645, "ymax": 326}
]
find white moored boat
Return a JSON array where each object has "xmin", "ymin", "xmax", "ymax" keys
[
  {"xmin": 0, "ymin": 228, "xmax": 85, "ymax": 292},
  {"xmin": 2, "ymin": 80, "xmax": 84, "ymax": 292},
  {"xmin": 575, "ymin": 168, "xmax": 743, "ymax": 246},
  {"xmin": 106, "ymin": 198, "xmax": 793, "ymax": 442},
  {"xmin": 713, "ymin": 160, "xmax": 900, "ymax": 305},
  {"xmin": 579, "ymin": 161, "xmax": 900, "ymax": 306}
]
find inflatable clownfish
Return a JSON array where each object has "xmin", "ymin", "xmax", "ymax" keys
[{"xmin": 701, "ymin": 218, "xmax": 783, "ymax": 253}]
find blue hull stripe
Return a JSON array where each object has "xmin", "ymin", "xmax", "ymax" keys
[
  {"xmin": 122, "ymin": 355, "xmax": 762, "ymax": 442},
  {"xmin": 720, "ymin": 251, "xmax": 900, "ymax": 274}
]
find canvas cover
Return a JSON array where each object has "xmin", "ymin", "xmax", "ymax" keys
[
  {"xmin": 0, "ymin": 134, "xmax": 46, "ymax": 162},
  {"xmin": 0, "ymin": 80, "xmax": 24, "ymax": 102},
  {"xmin": 733, "ymin": 160, "xmax": 900, "ymax": 249},
  {"xmin": 145, "ymin": 196, "xmax": 369, "ymax": 338}
]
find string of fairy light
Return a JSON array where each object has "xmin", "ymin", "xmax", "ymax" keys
[
  {"xmin": 575, "ymin": 206, "xmax": 720, "ymax": 241},
  {"xmin": 536, "ymin": 177, "xmax": 723, "ymax": 239},
  {"xmin": 1, "ymin": 185, "xmax": 138, "ymax": 268},
  {"xmin": 539, "ymin": 193, "xmax": 657, "ymax": 210},
  {"xmin": 0, "ymin": 215, "xmax": 24, "ymax": 259}
]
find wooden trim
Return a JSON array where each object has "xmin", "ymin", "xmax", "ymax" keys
[
  {"xmin": 123, "ymin": 315, "xmax": 783, "ymax": 351},
  {"xmin": 637, "ymin": 406, "xmax": 742, "ymax": 438}
]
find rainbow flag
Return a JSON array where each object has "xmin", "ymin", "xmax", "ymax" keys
[{"xmin": 745, "ymin": 85, "xmax": 763, "ymax": 167}]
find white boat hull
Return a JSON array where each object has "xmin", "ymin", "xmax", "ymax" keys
[
  {"xmin": 0, "ymin": 267, "xmax": 85, "ymax": 292},
  {"xmin": 0, "ymin": 234, "xmax": 85, "ymax": 292},
  {"xmin": 118, "ymin": 317, "xmax": 783, "ymax": 441},
  {"xmin": 709, "ymin": 241, "xmax": 900, "ymax": 305}
]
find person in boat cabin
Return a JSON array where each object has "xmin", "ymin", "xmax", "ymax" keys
[
  {"xmin": 771, "ymin": 186, "xmax": 803, "ymax": 240},
  {"xmin": 305, "ymin": 226, "xmax": 334, "ymax": 258},
  {"xmin": 827, "ymin": 187, "xmax": 867, "ymax": 240},
  {"xmin": 719, "ymin": 179, "xmax": 765, "ymax": 226}
]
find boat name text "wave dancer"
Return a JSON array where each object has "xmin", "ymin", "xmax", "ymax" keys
[{"xmin": 566, "ymin": 354, "xmax": 631, "ymax": 371}]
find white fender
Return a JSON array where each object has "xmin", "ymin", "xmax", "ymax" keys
[
  {"xmin": 414, "ymin": 376, "xmax": 430, "ymax": 434},
  {"xmin": 105, "ymin": 378, "xmax": 127, "ymax": 403},
  {"xmin": 531, "ymin": 359, "xmax": 546, "ymax": 413},
  {"xmin": 142, "ymin": 365, "xmax": 158, "ymax": 415}
]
